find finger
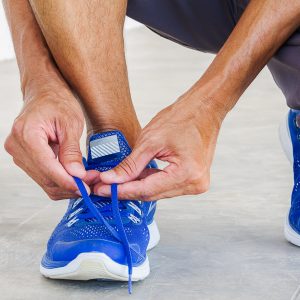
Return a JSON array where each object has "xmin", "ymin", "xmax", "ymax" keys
[
  {"xmin": 94, "ymin": 164, "xmax": 160, "ymax": 191},
  {"xmin": 100, "ymin": 142, "xmax": 156, "ymax": 184},
  {"xmin": 83, "ymin": 170, "xmax": 101, "ymax": 186},
  {"xmin": 58, "ymin": 130, "xmax": 86, "ymax": 179},
  {"xmin": 95, "ymin": 168, "xmax": 181, "ymax": 200},
  {"xmin": 6, "ymin": 124, "xmax": 90, "ymax": 198},
  {"xmin": 29, "ymin": 137, "xmax": 90, "ymax": 195},
  {"xmin": 93, "ymin": 168, "xmax": 160, "ymax": 194},
  {"xmin": 13, "ymin": 157, "xmax": 80, "ymax": 200},
  {"xmin": 44, "ymin": 186, "xmax": 81, "ymax": 200},
  {"xmin": 43, "ymin": 158, "xmax": 90, "ymax": 194}
]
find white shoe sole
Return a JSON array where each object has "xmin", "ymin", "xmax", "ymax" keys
[
  {"xmin": 284, "ymin": 215, "xmax": 300, "ymax": 247},
  {"xmin": 147, "ymin": 220, "xmax": 160, "ymax": 251},
  {"xmin": 40, "ymin": 220, "xmax": 160, "ymax": 281}
]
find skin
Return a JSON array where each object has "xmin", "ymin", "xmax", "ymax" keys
[
  {"xmin": 3, "ymin": 0, "xmax": 91, "ymax": 199},
  {"xmin": 3, "ymin": 0, "xmax": 300, "ymax": 201},
  {"xmin": 3, "ymin": 0, "xmax": 137, "ymax": 199}
]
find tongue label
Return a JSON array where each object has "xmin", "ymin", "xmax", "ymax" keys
[{"xmin": 90, "ymin": 135, "xmax": 120, "ymax": 159}]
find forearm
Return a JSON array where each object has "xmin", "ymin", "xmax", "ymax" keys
[
  {"xmin": 28, "ymin": 0, "xmax": 131, "ymax": 113},
  {"xmin": 186, "ymin": 0, "xmax": 300, "ymax": 117},
  {"xmin": 28, "ymin": 0, "xmax": 140, "ymax": 145},
  {"xmin": 2, "ymin": 0, "xmax": 69, "ymax": 100},
  {"xmin": 28, "ymin": 0, "xmax": 130, "ymax": 103}
]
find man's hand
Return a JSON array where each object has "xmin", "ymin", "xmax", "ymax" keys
[
  {"xmin": 94, "ymin": 96, "xmax": 224, "ymax": 200},
  {"xmin": 4, "ymin": 89, "xmax": 91, "ymax": 200},
  {"xmin": 3, "ymin": 0, "xmax": 95, "ymax": 200}
]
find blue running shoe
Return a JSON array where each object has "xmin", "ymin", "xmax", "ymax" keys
[
  {"xmin": 279, "ymin": 110, "xmax": 300, "ymax": 246},
  {"xmin": 40, "ymin": 131, "xmax": 160, "ymax": 291}
]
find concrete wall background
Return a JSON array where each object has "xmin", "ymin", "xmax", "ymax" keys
[{"xmin": 0, "ymin": 4, "xmax": 141, "ymax": 61}]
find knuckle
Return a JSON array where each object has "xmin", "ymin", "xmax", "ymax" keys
[
  {"xmin": 192, "ymin": 182, "xmax": 209, "ymax": 194},
  {"xmin": 12, "ymin": 157, "xmax": 19, "ymax": 165},
  {"xmin": 22, "ymin": 132, "xmax": 35, "ymax": 147},
  {"xmin": 42, "ymin": 177, "xmax": 57, "ymax": 189},
  {"xmin": 12, "ymin": 157, "xmax": 22, "ymax": 168},
  {"xmin": 46, "ymin": 190, "xmax": 60, "ymax": 201},
  {"xmin": 185, "ymin": 169, "xmax": 204, "ymax": 186},
  {"xmin": 185, "ymin": 169, "xmax": 210, "ymax": 194},
  {"xmin": 139, "ymin": 192, "xmax": 149, "ymax": 201},
  {"xmin": 46, "ymin": 184, "xmax": 75, "ymax": 200},
  {"xmin": 64, "ymin": 183, "xmax": 78, "ymax": 193},
  {"xmin": 4, "ymin": 136, "xmax": 14, "ymax": 154},
  {"xmin": 138, "ymin": 184, "xmax": 153, "ymax": 201},
  {"xmin": 48, "ymin": 194, "xmax": 60, "ymax": 201},
  {"xmin": 11, "ymin": 118, "xmax": 24, "ymax": 138},
  {"xmin": 191, "ymin": 176, "xmax": 210, "ymax": 194},
  {"xmin": 61, "ymin": 144, "xmax": 81, "ymax": 159},
  {"xmin": 58, "ymin": 179, "xmax": 77, "ymax": 193},
  {"xmin": 45, "ymin": 187, "xmax": 65, "ymax": 201},
  {"xmin": 118, "ymin": 157, "xmax": 138, "ymax": 177},
  {"xmin": 142, "ymin": 194, "xmax": 155, "ymax": 201}
]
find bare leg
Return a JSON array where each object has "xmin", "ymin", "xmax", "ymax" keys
[{"xmin": 28, "ymin": 0, "xmax": 140, "ymax": 147}]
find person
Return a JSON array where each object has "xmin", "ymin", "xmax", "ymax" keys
[{"xmin": 3, "ymin": 0, "xmax": 300, "ymax": 291}]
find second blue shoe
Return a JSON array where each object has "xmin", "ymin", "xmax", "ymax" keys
[{"xmin": 279, "ymin": 110, "xmax": 300, "ymax": 246}]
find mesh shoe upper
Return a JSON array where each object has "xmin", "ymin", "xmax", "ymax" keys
[
  {"xmin": 43, "ymin": 196, "xmax": 150, "ymax": 267},
  {"xmin": 287, "ymin": 110, "xmax": 300, "ymax": 233}
]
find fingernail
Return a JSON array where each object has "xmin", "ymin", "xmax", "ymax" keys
[{"xmin": 75, "ymin": 190, "xmax": 81, "ymax": 196}]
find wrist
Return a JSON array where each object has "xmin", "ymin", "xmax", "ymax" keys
[
  {"xmin": 177, "ymin": 87, "xmax": 231, "ymax": 125},
  {"xmin": 22, "ymin": 70, "xmax": 72, "ymax": 105},
  {"xmin": 192, "ymin": 74, "xmax": 240, "ymax": 117},
  {"xmin": 21, "ymin": 53, "xmax": 70, "ymax": 101},
  {"xmin": 22, "ymin": 80, "xmax": 77, "ymax": 111}
]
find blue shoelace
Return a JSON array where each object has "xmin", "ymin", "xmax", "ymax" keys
[{"xmin": 73, "ymin": 177, "xmax": 133, "ymax": 294}]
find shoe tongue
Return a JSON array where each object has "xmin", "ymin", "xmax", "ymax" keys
[{"xmin": 87, "ymin": 131, "xmax": 131, "ymax": 172}]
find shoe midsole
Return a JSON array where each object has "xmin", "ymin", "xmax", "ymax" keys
[
  {"xmin": 147, "ymin": 220, "xmax": 160, "ymax": 251},
  {"xmin": 40, "ymin": 252, "xmax": 150, "ymax": 281},
  {"xmin": 284, "ymin": 215, "xmax": 300, "ymax": 247}
]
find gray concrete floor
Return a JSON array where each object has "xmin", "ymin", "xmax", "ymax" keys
[{"xmin": 0, "ymin": 27, "xmax": 298, "ymax": 300}]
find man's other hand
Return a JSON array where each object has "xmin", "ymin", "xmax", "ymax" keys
[{"xmin": 94, "ymin": 96, "xmax": 225, "ymax": 201}]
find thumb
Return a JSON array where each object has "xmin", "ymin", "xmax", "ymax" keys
[
  {"xmin": 100, "ymin": 143, "xmax": 155, "ymax": 184},
  {"xmin": 59, "ymin": 131, "xmax": 86, "ymax": 179}
]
